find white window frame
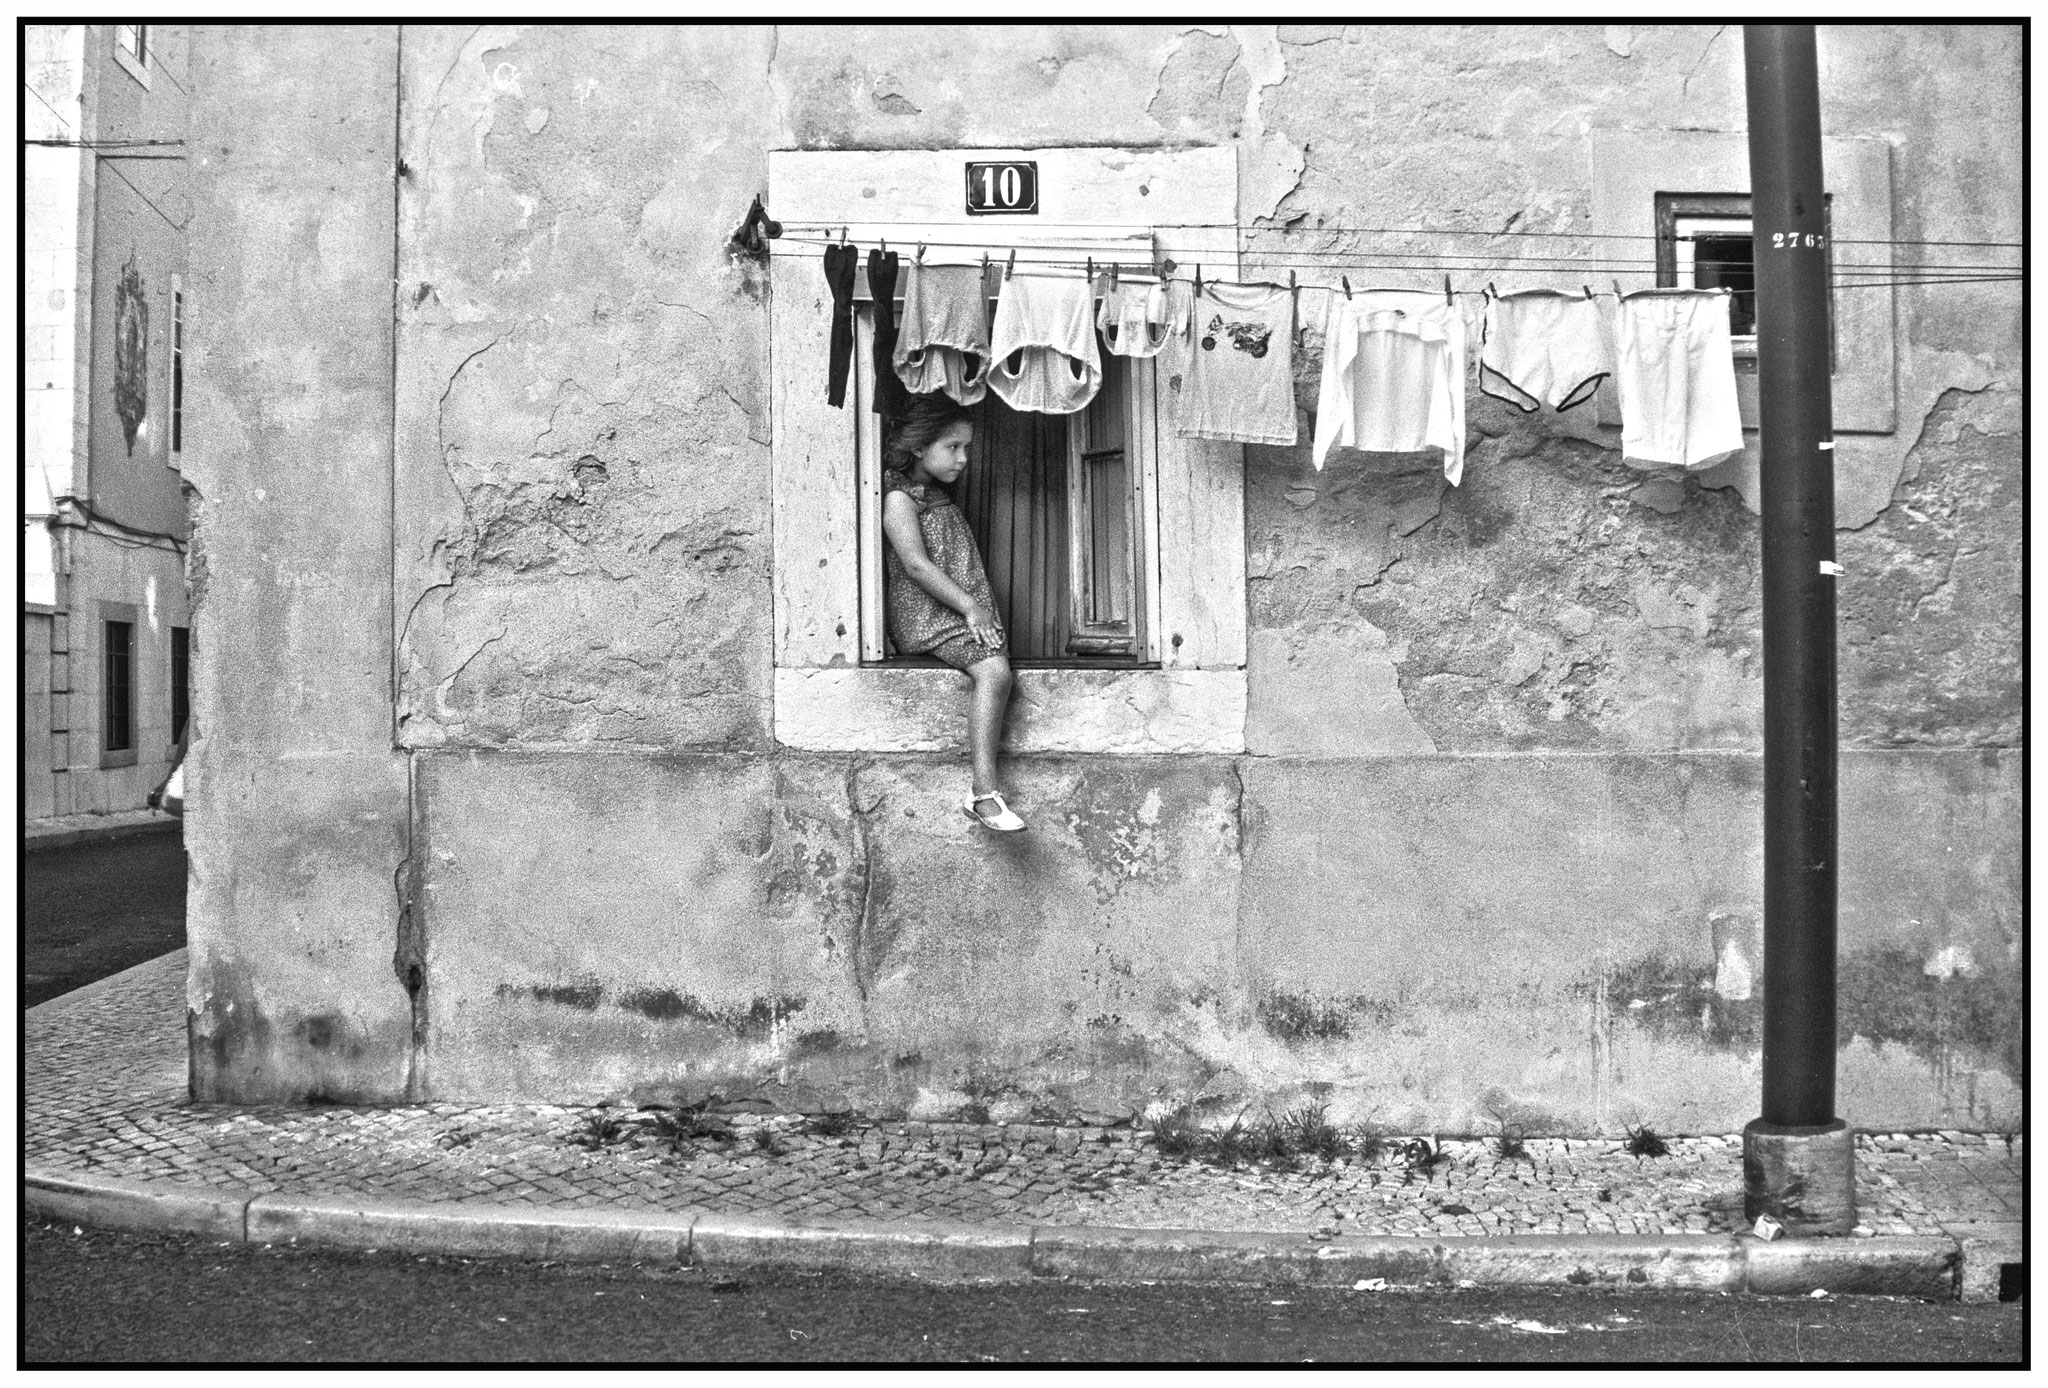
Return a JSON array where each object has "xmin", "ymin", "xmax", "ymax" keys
[
  {"xmin": 112, "ymin": 24, "xmax": 150, "ymax": 89},
  {"xmin": 768, "ymin": 147, "xmax": 1247, "ymax": 755},
  {"xmin": 1673, "ymin": 213, "xmax": 1758, "ymax": 358}
]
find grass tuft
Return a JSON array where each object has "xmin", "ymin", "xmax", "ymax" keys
[{"xmin": 1625, "ymin": 1123, "xmax": 1671, "ymax": 1159}]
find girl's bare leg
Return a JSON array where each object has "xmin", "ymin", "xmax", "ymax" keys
[{"xmin": 968, "ymin": 655, "xmax": 1013, "ymax": 798}]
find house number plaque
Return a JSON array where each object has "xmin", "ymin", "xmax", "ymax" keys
[{"xmin": 965, "ymin": 161, "xmax": 1039, "ymax": 215}]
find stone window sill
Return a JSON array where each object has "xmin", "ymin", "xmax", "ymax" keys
[{"xmin": 774, "ymin": 666, "xmax": 1245, "ymax": 755}]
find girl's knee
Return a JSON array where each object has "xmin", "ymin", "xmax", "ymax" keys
[{"xmin": 973, "ymin": 655, "xmax": 1012, "ymax": 690}]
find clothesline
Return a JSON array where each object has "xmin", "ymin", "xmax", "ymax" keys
[
  {"xmin": 776, "ymin": 219, "xmax": 2020, "ymax": 251},
  {"xmin": 775, "ymin": 236, "xmax": 2014, "ymax": 294},
  {"xmin": 772, "ymin": 234, "xmax": 2009, "ymax": 274}
]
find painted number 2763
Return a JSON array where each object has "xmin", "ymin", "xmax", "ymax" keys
[{"xmin": 1769, "ymin": 232, "xmax": 1828, "ymax": 249}]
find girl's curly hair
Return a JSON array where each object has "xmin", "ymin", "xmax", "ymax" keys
[{"xmin": 884, "ymin": 394, "xmax": 973, "ymax": 473}]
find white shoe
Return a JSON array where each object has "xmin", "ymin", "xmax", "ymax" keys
[{"xmin": 964, "ymin": 791, "xmax": 1027, "ymax": 832}]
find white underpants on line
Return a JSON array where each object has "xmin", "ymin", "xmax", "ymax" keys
[{"xmin": 1614, "ymin": 289, "xmax": 1745, "ymax": 470}]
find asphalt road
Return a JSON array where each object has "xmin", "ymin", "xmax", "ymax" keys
[
  {"xmin": 23, "ymin": 831, "xmax": 187, "ymax": 1008},
  {"xmin": 23, "ymin": 1218, "xmax": 2021, "ymax": 1364}
]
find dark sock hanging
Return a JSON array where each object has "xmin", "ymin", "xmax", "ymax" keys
[
  {"xmin": 822, "ymin": 242, "xmax": 857, "ymax": 408},
  {"xmin": 868, "ymin": 247, "xmax": 911, "ymax": 421}
]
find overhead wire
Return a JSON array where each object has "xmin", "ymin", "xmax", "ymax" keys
[
  {"xmin": 770, "ymin": 233, "xmax": 2010, "ymax": 273},
  {"xmin": 775, "ymin": 218, "xmax": 2020, "ymax": 250},
  {"xmin": 93, "ymin": 154, "xmax": 188, "ymax": 231}
]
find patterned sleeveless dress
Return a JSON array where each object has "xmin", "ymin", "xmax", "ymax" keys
[{"xmin": 882, "ymin": 469, "xmax": 1003, "ymax": 670}]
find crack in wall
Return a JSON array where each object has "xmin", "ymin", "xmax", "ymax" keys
[
  {"xmin": 392, "ymin": 751, "xmax": 427, "ymax": 1100},
  {"xmin": 395, "ymin": 332, "xmax": 507, "ymax": 671},
  {"xmin": 843, "ymin": 758, "xmax": 880, "ymax": 1011}
]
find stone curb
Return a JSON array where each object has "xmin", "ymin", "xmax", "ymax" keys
[
  {"xmin": 25, "ymin": 1170, "xmax": 1965, "ymax": 1298},
  {"xmin": 23, "ymin": 812, "xmax": 180, "ymax": 853}
]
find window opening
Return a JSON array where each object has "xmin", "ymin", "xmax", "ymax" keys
[
  {"xmin": 170, "ymin": 280, "xmax": 184, "ymax": 460},
  {"xmin": 855, "ymin": 284, "xmax": 1155, "ymax": 670},
  {"xmin": 170, "ymin": 626, "xmax": 190, "ymax": 744},
  {"xmin": 104, "ymin": 620, "xmax": 134, "ymax": 753},
  {"xmin": 115, "ymin": 24, "xmax": 149, "ymax": 64},
  {"xmin": 1656, "ymin": 191, "xmax": 1835, "ymax": 367}
]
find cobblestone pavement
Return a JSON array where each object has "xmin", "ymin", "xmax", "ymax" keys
[{"xmin": 30, "ymin": 953, "xmax": 2022, "ymax": 1243}]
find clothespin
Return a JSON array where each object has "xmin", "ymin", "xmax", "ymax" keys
[
  {"xmin": 1005, "ymin": 248, "xmax": 1016, "ymax": 281},
  {"xmin": 1087, "ymin": 256, "xmax": 1094, "ymax": 286},
  {"xmin": 1444, "ymin": 274, "xmax": 1454, "ymax": 306},
  {"xmin": 1194, "ymin": 264, "xmax": 1203, "ymax": 296},
  {"xmin": 1486, "ymin": 281, "xmax": 1498, "ymax": 300},
  {"xmin": 1612, "ymin": 278, "xmax": 1623, "ymax": 298},
  {"xmin": 1583, "ymin": 284, "xmax": 1594, "ymax": 300},
  {"xmin": 915, "ymin": 242, "xmax": 926, "ymax": 263},
  {"xmin": 1341, "ymin": 275, "xmax": 1352, "ymax": 300},
  {"xmin": 839, "ymin": 226, "xmax": 849, "ymax": 246},
  {"xmin": 879, "ymin": 237, "xmax": 887, "ymax": 254},
  {"xmin": 1110, "ymin": 262, "xmax": 1120, "ymax": 290},
  {"xmin": 981, "ymin": 251, "xmax": 990, "ymax": 276}
]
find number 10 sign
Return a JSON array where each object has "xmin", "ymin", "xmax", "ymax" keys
[{"xmin": 965, "ymin": 161, "xmax": 1039, "ymax": 216}]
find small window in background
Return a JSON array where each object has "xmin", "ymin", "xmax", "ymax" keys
[
  {"xmin": 105, "ymin": 620, "xmax": 135, "ymax": 753},
  {"xmin": 115, "ymin": 24, "xmax": 149, "ymax": 64},
  {"xmin": 171, "ymin": 626, "xmax": 190, "ymax": 745},
  {"xmin": 1656, "ymin": 190, "xmax": 1835, "ymax": 368}
]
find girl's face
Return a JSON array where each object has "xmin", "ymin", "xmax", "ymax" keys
[{"xmin": 914, "ymin": 421, "xmax": 973, "ymax": 485}]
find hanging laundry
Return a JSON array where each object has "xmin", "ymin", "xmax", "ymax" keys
[
  {"xmin": 893, "ymin": 261, "xmax": 991, "ymax": 406},
  {"xmin": 1178, "ymin": 281, "xmax": 1297, "ymax": 446},
  {"xmin": 1096, "ymin": 279, "xmax": 1176, "ymax": 359},
  {"xmin": 1613, "ymin": 289, "xmax": 1744, "ymax": 470},
  {"xmin": 1313, "ymin": 288, "xmax": 1467, "ymax": 484},
  {"xmin": 822, "ymin": 242, "xmax": 858, "ymax": 408},
  {"xmin": 1479, "ymin": 288, "xmax": 1614, "ymax": 413},
  {"xmin": 867, "ymin": 247, "xmax": 912, "ymax": 421},
  {"xmin": 987, "ymin": 274, "xmax": 1101, "ymax": 414}
]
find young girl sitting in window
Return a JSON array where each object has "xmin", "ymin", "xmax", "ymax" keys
[{"xmin": 880, "ymin": 396, "xmax": 1025, "ymax": 832}]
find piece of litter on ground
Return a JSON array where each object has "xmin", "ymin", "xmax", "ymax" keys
[
  {"xmin": 1809, "ymin": 1288, "xmax": 1828, "ymax": 1298},
  {"xmin": 789, "ymin": 1330, "xmax": 809, "ymax": 1340},
  {"xmin": 1061, "ymin": 1308, "xmax": 1093, "ymax": 1314},
  {"xmin": 1269, "ymin": 1300, "xmax": 1293, "ymax": 1306},
  {"xmin": 1494, "ymin": 1315, "xmax": 1568, "ymax": 1335},
  {"xmin": 1456, "ymin": 1279, "xmax": 1477, "ymax": 1289},
  {"xmin": 1352, "ymin": 1277, "xmax": 1388, "ymax": 1291}
]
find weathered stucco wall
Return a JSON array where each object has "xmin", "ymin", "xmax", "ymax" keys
[
  {"xmin": 189, "ymin": 24, "xmax": 2020, "ymax": 1131},
  {"xmin": 184, "ymin": 26, "xmax": 412, "ymax": 1102}
]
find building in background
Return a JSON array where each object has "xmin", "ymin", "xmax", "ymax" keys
[
  {"xmin": 182, "ymin": 25, "xmax": 2018, "ymax": 1134},
  {"xmin": 25, "ymin": 24, "xmax": 193, "ymax": 824}
]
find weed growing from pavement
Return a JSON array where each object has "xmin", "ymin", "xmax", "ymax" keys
[
  {"xmin": 1399, "ymin": 1136, "xmax": 1451, "ymax": 1184},
  {"xmin": 1145, "ymin": 1100, "xmax": 1450, "ymax": 1180},
  {"xmin": 1280, "ymin": 1101, "xmax": 1347, "ymax": 1161},
  {"xmin": 568, "ymin": 1111, "xmax": 630, "ymax": 1150},
  {"xmin": 1149, "ymin": 1101, "xmax": 1206, "ymax": 1158},
  {"xmin": 1346, "ymin": 1118, "xmax": 1389, "ymax": 1163},
  {"xmin": 1625, "ymin": 1123, "xmax": 1671, "ymax": 1159},
  {"xmin": 1486, "ymin": 1108, "xmax": 1532, "ymax": 1165},
  {"xmin": 805, "ymin": 1111, "xmax": 857, "ymax": 1138}
]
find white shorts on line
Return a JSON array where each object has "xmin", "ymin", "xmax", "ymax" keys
[{"xmin": 1615, "ymin": 289, "xmax": 1746, "ymax": 471}]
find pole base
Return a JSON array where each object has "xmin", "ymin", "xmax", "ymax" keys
[{"xmin": 1743, "ymin": 1117, "xmax": 1855, "ymax": 1236}]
